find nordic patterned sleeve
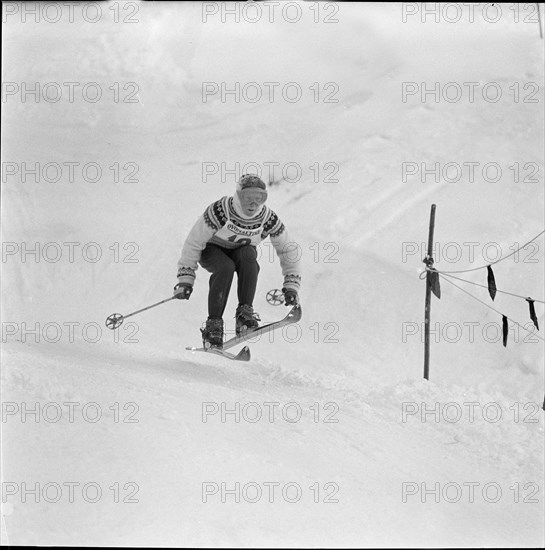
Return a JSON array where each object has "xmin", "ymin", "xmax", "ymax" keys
[
  {"xmin": 263, "ymin": 209, "xmax": 302, "ymax": 292},
  {"xmin": 176, "ymin": 200, "xmax": 225, "ymax": 285}
]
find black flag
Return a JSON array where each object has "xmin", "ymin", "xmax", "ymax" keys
[
  {"xmin": 487, "ymin": 266, "xmax": 497, "ymax": 301},
  {"xmin": 428, "ymin": 271, "xmax": 441, "ymax": 299},
  {"xmin": 502, "ymin": 315, "xmax": 508, "ymax": 347},
  {"xmin": 526, "ymin": 298, "xmax": 539, "ymax": 331}
]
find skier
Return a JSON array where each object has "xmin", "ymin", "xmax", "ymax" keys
[{"xmin": 174, "ymin": 174, "xmax": 301, "ymax": 349}]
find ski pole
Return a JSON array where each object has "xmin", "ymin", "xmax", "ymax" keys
[{"xmin": 105, "ymin": 296, "xmax": 176, "ymax": 330}]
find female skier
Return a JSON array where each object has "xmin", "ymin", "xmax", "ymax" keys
[{"xmin": 174, "ymin": 174, "xmax": 301, "ymax": 348}]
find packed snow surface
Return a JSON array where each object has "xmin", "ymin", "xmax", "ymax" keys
[{"xmin": 1, "ymin": 2, "xmax": 544, "ymax": 547}]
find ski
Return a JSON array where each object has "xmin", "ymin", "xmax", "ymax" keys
[
  {"xmin": 186, "ymin": 345, "xmax": 251, "ymax": 361},
  {"xmin": 222, "ymin": 304, "xmax": 302, "ymax": 351},
  {"xmin": 185, "ymin": 305, "xmax": 302, "ymax": 359}
]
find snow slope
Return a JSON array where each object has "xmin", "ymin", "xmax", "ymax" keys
[{"xmin": 2, "ymin": 2, "xmax": 544, "ymax": 546}]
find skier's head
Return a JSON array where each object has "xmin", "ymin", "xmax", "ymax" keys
[{"xmin": 235, "ymin": 174, "xmax": 267, "ymax": 216}]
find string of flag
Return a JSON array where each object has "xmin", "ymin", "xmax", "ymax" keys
[
  {"xmin": 430, "ymin": 229, "xmax": 545, "ymax": 275},
  {"xmin": 420, "ymin": 205, "xmax": 544, "ymax": 410},
  {"xmin": 423, "ymin": 269, "xmax": 543, "ymax": 335},
  {"xmin": 422, "ymin": 229, "xmax": 544, "ymax": 345},
  {"xmin": 430, "ymin": 271, "xmax": 544, "ymax": 306},
  {"xmin": 435, "ymin": 275, "xmax": 544, "ymax": 345}
]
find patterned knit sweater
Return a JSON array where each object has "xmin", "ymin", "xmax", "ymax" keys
[{"xmin": 177, "ymin": 196, "xmax": 302, "ymax": 292}]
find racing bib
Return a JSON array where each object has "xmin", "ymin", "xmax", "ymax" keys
[{"xmin": 210, "ymin": 220, "xmax": 264, "ymax": 249}]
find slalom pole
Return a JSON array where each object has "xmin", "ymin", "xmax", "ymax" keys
[
  {"xmin": 423, "ymin": 204, "xmax": 437, "ymax": 380},
  {"xmin": 105, "ymin": 296, "xmax": 177, "ymax": 329}
]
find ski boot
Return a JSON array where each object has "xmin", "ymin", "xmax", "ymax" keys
[
  {"xmin": 200, "ymin": 317, "xmax": 224, "ymax": 349},
  {"xmin": 235, "ymin": 304, "xmax": 261, "ymax": 337}
]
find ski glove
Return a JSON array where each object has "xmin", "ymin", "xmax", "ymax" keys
[
  {"xmin": 282, "ymin": 287, "xmax": 299, "ymax": 306},
  {"xmin": 174, "ymin": 282, "xmax": 193, "ymax": 300}
]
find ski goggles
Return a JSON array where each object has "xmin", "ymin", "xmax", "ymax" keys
[{"xmin": 238, "ymin": 188, "xmax": 267, "ymax": 206}]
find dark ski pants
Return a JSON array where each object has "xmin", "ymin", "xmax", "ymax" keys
[{"xmin": 199, "ymin": 244, "xmax": 260, "ymax": 319}]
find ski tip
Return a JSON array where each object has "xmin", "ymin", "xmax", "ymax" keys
[{"xmin": 235, "ymin": 345, "xmax": 251, "ymax": 361}]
